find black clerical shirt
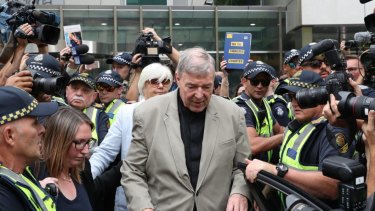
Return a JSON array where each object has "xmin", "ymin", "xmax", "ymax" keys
[{"xmin": 177, "ymin": 91, "xmax": 206, "ymax": 191}]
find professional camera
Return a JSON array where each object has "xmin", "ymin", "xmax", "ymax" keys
[
  {"xmin": 132, "ymin": 32, "xmax": 172, "ymax": 68},
  {"xmin": 323, "ymin": 156, "xmax": 367, "ymax": 210},
  {"xmin": 0, "ymin": 0, "xmax": 60, "ymax": 45},
  {"xmin": 296, "ymin": 39, "xmax": 353, "ymax": 109},
  {"xmin": 30, "ymin": 70, "xmax": 68, "ymax": 97}
]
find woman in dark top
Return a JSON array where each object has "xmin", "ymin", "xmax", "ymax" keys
[{"xmin": 39, "ymin": 107, "xmax": 94, "ymax": 211}]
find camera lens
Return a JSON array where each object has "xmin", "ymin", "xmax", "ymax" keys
[
  {"xmin": 338, "ymin": 92, "xmax": 375, "ymax": 120},
  {"xmin": 33, "ymin": 76, "xmax": 67, "ymax": 96},
  {"xmin": 296, "ymin": 87, "xmax": 329, "ymax": 109}
]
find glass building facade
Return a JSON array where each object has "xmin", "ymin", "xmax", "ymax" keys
[{"xmin": 31, "ymin": 4, "xmax": 366, "ymax": 95}]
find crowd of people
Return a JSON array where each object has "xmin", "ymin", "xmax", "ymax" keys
[{"xmin": 0, "ymin": 20, "xmax": 375, "ymax": 211}]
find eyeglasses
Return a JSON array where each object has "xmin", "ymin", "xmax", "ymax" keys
[
  {"xmin": 96, "ymin": 84, "xmax": 116, "ymax": 92},
  {"xmin": 72, "ymin": 139, "xmax": 96, "ymax": 150},
  {"xmin": 248, "ymin": 78, "xmax": 271, "ymax": 87},
  {"xmin": 347, "ymin": 67, "xmax": 363, "ymax": 72},
  {"xmin": 147, "ymin": 78, "xmax": 171, "ymax": 87}
]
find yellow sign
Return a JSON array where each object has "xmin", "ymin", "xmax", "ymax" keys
[
  {"xmin": 228, "ymin": 59, "xmax": 244, "ymax": 64},
  {"xmin": 229, "ymin": 49, "xmax": 245, "ymax": 54},
  {"xmin": 231, "ymin": 42, "xmax": 243, "ymax": 47}
]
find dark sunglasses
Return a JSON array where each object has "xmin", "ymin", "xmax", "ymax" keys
[
  {"xmin": 288, "ymin": 62, "xmax": 296, "ymax": 69},
  {"xmin": 248, "ymin": 78, "xmax": 271, "ymax": 87},
  {"xmin": 302, "ymin": 59, "xmax": 327, "ymax": 68},
  {"xmin": 148, "ymin": 78, "xmax": 171, "ymax": 87},
  {"xmin": 97, "ymin": 84, "xmax": 116, "ymax": 92}
]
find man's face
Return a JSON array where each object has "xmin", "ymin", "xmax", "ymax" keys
[
  {"xmin": 283, "ymin": 62, "xmax": 298, "ymax": 78},
  {"xmin": 112, "ymin": 62, "xmax": 130, "ymax": 80},
  {"xmin": 66, "ymin": 81, "xmax": 97, "ymax": 110},
  {"xmin": 12, "ymin": 117, "xmax": 45, "ymax": 161},
  {"xmin": 142, "ymin": 78, "xmax": 171, "ymax": 100},
  {"xmin": 176, "ymin": 71, "xmax": 214, "ymax": 112},
  {"xmin": 97, "ymin": 83, "xmax": 122, "ymax": 104},
  {"xmin": 301, "ymin": 59, "xmax": 331, "ymax": 79},
  {"xmin": 289, "ymin": 92, "xmax": 323, "ymax": 123},
  {"xmin": 243, "ymin": 72, "xmax": 270, "ymax": 102},
  {"xmin": 346, "ymin": 58, "xmax": 364, "ymax": 82}
]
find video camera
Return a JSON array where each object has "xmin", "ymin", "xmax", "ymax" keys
[
  {"xmin": 296, "ymin": 39, "xmax": 353, "ymax": 109},
  {"xmin": 0, "ymin": 0, "xmax": 60, "ymax": 45},
  {"xmin": 60, "ymin": 44, "xmax": 95, "ymax": 65},
  {"xmin": 132, "ymin": 32, "xmax": 172, "ymax": 68},
  {"xmin": 30, "ymin": 70, "xmax": 67, "ymax": 98}
]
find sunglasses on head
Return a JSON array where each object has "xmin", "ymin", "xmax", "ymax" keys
[
  {"xmin": 248, "ymin": 78, "xmax": 271, "ymax": 87},
  {"xmin": 148, "ymin": 78, "xmax": 171, "ymax": 87},
  {"xmin": 97, "ymin": 84, "xmax": 116, "ymax": 92}
]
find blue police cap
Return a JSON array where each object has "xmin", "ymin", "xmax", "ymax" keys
[
  {"xmin": 243, "ymin": 61, "xmax": 276, "ymax": 79},
  {"xmin": 297, "ymin": 43, "xmax": 317, "ymax": 66},
  {"xmin": 284, "ymin": 49, "xmax": 300, "ymax": 64},
  {"xmin": 0, "ymin": 86, "xmax": 58, "ymax": 125},
  {"xmin": 26, "ymin": 54, "xmax": 61, "ymax": 78},
  {"xmin": 69, "ymin": 73, "xmax": 96, "ymax": 90},
  {"xmin": 280, "ymin": 70, "xmax": 325, "ymax": 93},
  {"xmin": 96, "ymin": 70, "xmax": 123, "ymax": 87},
  {"xmin": 106, "ymin": 52, "xmax": 132, "ymax": 66}
]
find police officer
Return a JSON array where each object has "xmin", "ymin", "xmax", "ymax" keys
[
  {"xmin": 266, "ymin": 66, "xmax": 294, "ymax": 127},
  {"xmin": 65, "ymin": 73, "xmax": 109, "ymax": 146},
  {"xmin": 0, "ymin": 86, "xmax": 58, "ymax": 210},
  {"xmin": 96, "ymin": 70, "xmax": 126, "ymax": 126},
  {"xmin": 297, "ymin": 43, "xmax": 331, "ymax": 79},
  {"xmin": 245, "ymin": 71, "xmax": 354, "ymax": 205},
  {"xmin": 233, "ymin": 61, "xmax": 284, "ymax": 163}
]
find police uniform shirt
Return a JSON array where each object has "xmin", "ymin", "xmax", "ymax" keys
[
  {"xmin": 97, "ymin": 110, "xmax": 109, "ymax": 145},
  {"xmin": 283, "ymin": 119, "xmax": 354, "ymax": 170},
  {"xmin": 236, "ymin": 92, "xmax": 277, "ymax": 128},
  {"xmin": 270, "ymin": 100, "xmax": 290, "ymax": 127},
  {"xmin": 0, "ymin": 181, "xmax": 32, "ymax": 210}
]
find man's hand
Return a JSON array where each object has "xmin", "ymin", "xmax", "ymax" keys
[
  {"xmin": 142, "ymin": 209, "xmax": 154, "ymax": 211},
  {"xmin": 245, "ymin": 159, "xmax": 276, "ymax": 183},
  {"xmin": 226, "ymin": 193, "xmax": 248, "ymax": 211},
  {"xmin": 363, "ymin": 110, "xmax": 375, "ymax": 150},
  {"xmin": 5, "ymin": 70, "xmax": 33, "ymax": 93},
  {"xmin": 142, "ymin": 27, "xmax": 161, "ymax": 41}
]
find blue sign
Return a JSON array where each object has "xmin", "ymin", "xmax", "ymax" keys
[{"xmin": 223, "ymin": 32, "xmax": 252, "ymax": 70}]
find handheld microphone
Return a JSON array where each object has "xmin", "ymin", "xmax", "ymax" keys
[
  {"xmin": 73, "ymin": 54, "xmax": 95, "ymax": 65},
  {"xmin": 354, "ymin": 31, "xmax": 373, "ymax": 45},
  {"xmin": 71, "ymin": 44, "xmax": 89, "ymax": 56}
]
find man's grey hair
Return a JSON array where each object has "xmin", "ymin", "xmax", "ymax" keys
[
  {"xmin": 138, "ymin": 62, "xmax": 173, "ymax": 96},
  {"xmin": 176, "ymin": 47, "xmax": 215, "ymax": 77}
]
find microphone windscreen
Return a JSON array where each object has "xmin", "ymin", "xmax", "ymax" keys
[
  {"xmin": 354, "ymin": 31, "xmax": 372, "ymax": 44},
  {"xmin": 72, "ymin": 44, "xmax": 89, "ymax": 56},
  {"xmin": 78, "ymin": 55, "xmax": 95, "ymax": 64}
]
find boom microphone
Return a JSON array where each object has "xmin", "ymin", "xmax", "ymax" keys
[
  {"xmin": 354, "ymin": 31, "xmax": 373, "ymax": 45},
  {"xmin": 311, "ymin": 39, "xmax": 337, "ymax": 56},
  {"xmin": 360, "ymin": 0, "xmax": 373, "ymax": 3}
]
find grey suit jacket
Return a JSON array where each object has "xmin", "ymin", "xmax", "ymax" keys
[{"xmin": 121, "ymin": 90, "xmax": 251, "ymax": 211}]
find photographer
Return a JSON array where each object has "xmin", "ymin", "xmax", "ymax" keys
[
  {"xmin": 0, "ymin": 23, "xmax": 32, "ymax": 86},
  {"xmin": 245, "ymin": 71, "xmax": 355, "ymax": 208},
  {"xmin": 125, "ymin": 27, "xmax": 180, "ymax": 102}
]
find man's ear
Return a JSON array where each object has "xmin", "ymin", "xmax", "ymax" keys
[
  {"xmin": 240, "ymin": 77, "xmax": 247, "ymax": 86},
  {"xmin": 1, "ymin": 125, "xmax": 17, "ymax": 147}
]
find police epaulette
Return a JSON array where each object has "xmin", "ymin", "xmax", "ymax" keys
[
  {"xmin": 93, "ymin": 103, "xmax": 104, "ymax": 109},
  {"xmin": 311, "ymin": 116, "xmax": 326, "ymax": 125}
]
